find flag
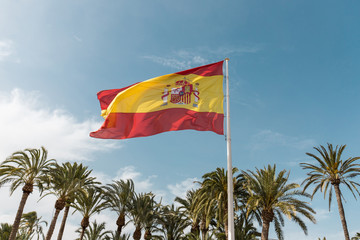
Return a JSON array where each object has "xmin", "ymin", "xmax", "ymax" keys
[{"xmin": 90, "ymin": 61, "xmax": 224, "ymax": 139}]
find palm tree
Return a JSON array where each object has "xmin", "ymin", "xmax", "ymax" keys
[
  {"xmin": 0, "ymin": 223, "xmax": 12, "ymax": 240},
  {"xmin": 76, "ymin": 221, "xmax": 111, "ymax": 240},
  {"xmin": 19, "ymin": 211, "xmax": 47, "ymax": 240},
  {"xmin": 42, "ymin": 162, "xmax": 97, "ymax": 240},
  {"xmin": 103, "ymin": 179, "xmax": 134, "ymax": 239},
  {"xmin": 301, "ymin": 144, "xmax": 360, "ymax": 240},
  {"xmin": 142, "ymin": 195, "xmax": 161, "ymax": 240},
  {"xmin": 127, "ymin": 192, "xmax": 157, "ymax": 240},
  {"xmin": 175, "ymin": 189, "xmax": 201, "ymax": 237},
  {"xmin": 197, "ymin": 167, "xmax": 241, "ymax": 240},
  {"xmin": 72, "ymin": 187, "xmax": 107, "ymax": 240},
  {"xmin": 0, "ymin": 146, "xmax": 55, "ymax": 240},
  {"xmin": 56, "ymin": 163, "xmax": 97, "ymax": 240},
  {"xmin": 156, "ymin": 204, "xmax": 190, "ymax": 240},
  {"xmin": 192, "ymin": 190, "xmax": 215, "ymax": 240},
  {"xmin": 242, "ymin": 164, "xmax": 316, "ymax": 240},
  {"xmin": 104, "ymin": 232, "xmax": 131, "ymax": 240},
  {"xmin": 234, "ymin": 211, "xmax": 260, "ymax": 240}
]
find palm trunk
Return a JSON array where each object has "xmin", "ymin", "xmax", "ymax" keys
[
  {"xmin": 115, "ymin": 213, "xmax": 125, "ymax": 239},
  {"xmin": 79, "ymin": 227, "xmax": 86, "ymax": 240},
  {"xmin": 261, "ymin": 220, "xmax": 270, "ymax": 240},
  {"xmin": 57, "ymin": 205, "xmax": 70, "ymax": 240},
  {"xmin": 144, "ymin": 228, "xmax": 151, "ymax": 240},
  {"xmin": 334, "ymin": 184, "xmax": 350, "ymax": 240},
  {"xmin": 46, "ymin": 199, "xmax": 65, "ymax": 240},
  {"xmin": 46, "ymin": 208, "xmax": 61, "ymax": 240},
  {"xmin": 79, "ymin": 216, "xmax": 89, "ymax": 240},
  {"xmin": 224, "ymin": 210, "xmax": 229, "ymax": 240},
  {"xmin": 133, "ymin": 225, "xmax": 141, "ymax": 240},
  {"xmin": 9, "ymin": 185, "xmax": 32, "ymax": 240}
]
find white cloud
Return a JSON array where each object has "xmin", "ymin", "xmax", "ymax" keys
[
  {"xmin": 0, "ymin": 88, "xmax": 118, "ymax": 162},
  {"xmin": 143, "ymin": 48, "xmax": 211, "ymax": 70},
  {"xmin": 0, "ymin": 88, "xmax": 121, "ymax": 238},
  {"xmin": 250, "ymin": 129, "xmax": 316, "ymax": 151},
  {"xmin": 203, "ymin": 45, "xmax": 262, "ymax": 55},
  {"xmin": 115, "ymin": 166, "xmax": 157, "ymax": 193},
  {"xmin": 143, "ymin": 44, "xmax": 261, "ymax": 70},
  {"xmin": 143, "ymin": 55, "xmax": 203, "ymax": 70},
  {"xmin": 73, "ymin": 35, "xmax": 82, "ymax": 42},
  {"xmin": 167, "ymin": 177, "xmax": 199, "ymax": 200},
  {"xmin": 0, "ymin": 40, "xmax": 13, "ymax": 61}
]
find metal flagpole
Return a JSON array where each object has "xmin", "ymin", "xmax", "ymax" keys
[{"xmin": 225, "ymin": 58, "xmax": 235, "ymax": 240}]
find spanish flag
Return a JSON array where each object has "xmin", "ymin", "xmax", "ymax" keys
[{"xmin": 90, "ymin": 61, "xmax": 224, "ymax": 139}]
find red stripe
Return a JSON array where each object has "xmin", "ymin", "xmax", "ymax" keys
[
  {"xmin": 96, "ymin": 83, "xmax": 139, "ymax": 111},
  {"xmin": 175, "ymin": 61, "xmax": 223, "ymax": 76},
  {"xmin": 90, "ymin": 109, "xmax": 224, "ymax": 139}
]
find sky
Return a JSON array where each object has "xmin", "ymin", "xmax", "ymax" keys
[{"xmin": 0, "ymin": 0, "xmax": 360, "ymax": 239}]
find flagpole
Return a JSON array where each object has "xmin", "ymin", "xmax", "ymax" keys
[{"xmin": 225, "ymin": 58, "xmax": 235, "ymax": 240}]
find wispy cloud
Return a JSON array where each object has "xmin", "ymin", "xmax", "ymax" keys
[
  {"xmin": 143, "ymin": 54, "xmax": 208, "ymax": 70},
  {"xmin": 143, "ymin": 44, "xmax": 261, "ymax": 70},
  {"xmin": 200, "ymin": 45, "xmax": 262, "ymax": 55},
  {"xmin": 167, "ymin": 177, "xmax": 199, "ymax": 200},
  {"xmin": 0, "ymin": 40, "xmax": 14, "ymax": 61},
  {"xmin": 0, "ymin": 89, "xmax": 118, "ymax": 161},
  {"xmin": 115, "ymin": 165, "xmax": 157, "ymax": 193},
  {"xmin": 73, "ymin": 35, "xmax": 82, "ymax": 42},
  {"xmin": 250, "ymin": 129, "xmax": 316, "ymax": 151}
]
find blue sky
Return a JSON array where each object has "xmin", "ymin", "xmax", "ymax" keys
[{"xmin": 0, "ymin": 0, "xmax": 360, "ymax": 239}]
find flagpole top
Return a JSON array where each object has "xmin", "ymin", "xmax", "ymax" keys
[{"xmin": 225, "ymin": 58, "xmax": 230, "ymax": 61}]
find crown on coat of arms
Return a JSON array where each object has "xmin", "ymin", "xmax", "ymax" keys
[{"xmin": 175, "ymin": 79, "xmax": 190, "ymax": 86}]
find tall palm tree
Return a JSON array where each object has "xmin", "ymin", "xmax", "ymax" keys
[
  {"xmin": 156, "ymin": 204, "xmax": 190, "ymax": 240},
  {"xmin": 127, "ymin": 192, "xmax": 156, "ymax": 240},
  {"xmin": 175, "ymin": 189, "xmax": 201, "ymax": 237},
  {"xmin": 76, "ymin": 221, "xmax": 111, "ymax": 240},
  {"xmin": 242, "ymin": 164, "xmax": 316, "ymax": 240},
  {"xmin": 301, "ymin": 144, "xmax": 360, "ymax": 240},
  {"xmin": 0, "ymin": 146, "xmax": 55, "ymax": 240},
  {"xmin": 56, "ymin": 163, "xmax": 97, "ymax": 240},
  {"xmin": 192, "ymin": 190, "xmax": 215, "ymax": 240},
  {"xmin": 197, "ymin": 167, "xmax": 241, "ymax": 240},
  {"xmin": 19, "ymin": 211, "xmax": 47, "ymax": 240},
  {"xmin": 142, "ymin": 194, "xmax": 161, "ymax": 240},
  {"xmin": 103, "ymin": 179, "xmax": 134, "ymax": 239},
  {"xmin": 233, "ymin": 211, "xmax": 260, "ymax": 240},
  {"xmin": 42, "ymin": 162, "xmax": 97, "ymax": 240},
  {"xmin": 72, "ymin": 187, "xmax": 107, "ymax": 240}
]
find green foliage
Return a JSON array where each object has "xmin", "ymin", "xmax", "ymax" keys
[
  {"xmin": 242, "ymin": 164, "xmax": 316, "ymax": 240},
  {"xmin": 175, "ymin": 189, "xmax": 201, "ymax": 237},
  {"xmin": 19, "ymin": 211, "xmax": 47, "ymax": 240},
  {"xmin": 103, "ymin": 179, "xmax": 134, "ymax": 237},
  {"xmin": 40, "ymin": 162, "xmax": 98, "ymax": 204},
  {"xmin": 234, "ymin": 211, "xmax": 260, "ymax": 240},
  {"xmin": 0, "ymin": 223, "xmax": 12, "ymax": 240},
  {"xmin": 301, "ymin": 144, "xmax": 360, "ymax": 210},
  {"xmin": 351, "ymin": 232, "xmax": 360, "ymax": 240},
  {"xmin": 156, "ymin": 204, "xmax": 191, "ymax": 240},
  {"xmin": 0, "ymin": 146, "xmax": 55, "ymax": 194},
  {"xmin": 76, "ymin": 221, "xmax": 111, "ymax": 240}
]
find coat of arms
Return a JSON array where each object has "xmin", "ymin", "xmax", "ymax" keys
[{"xmin": 161, "ymin": 78, "xmax": 200, "ymax": 107}]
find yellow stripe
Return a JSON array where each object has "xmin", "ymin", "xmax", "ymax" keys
[{"xmin": 103, "ymin": 73, "xmax": 223, "ymax": 117}]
